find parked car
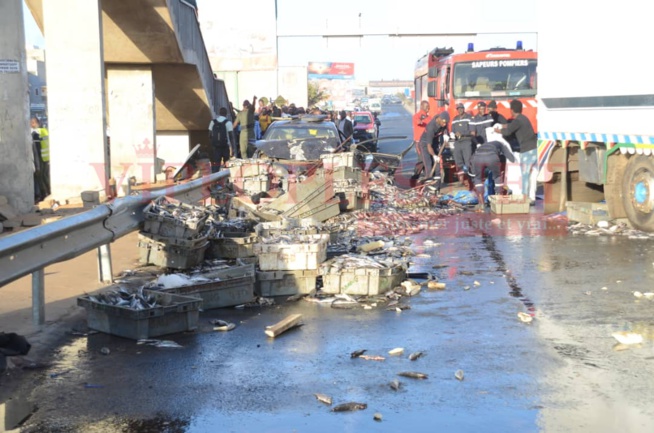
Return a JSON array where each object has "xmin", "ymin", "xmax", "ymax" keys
[{"xmin": 352, "ymin": 111, "xmax": 379, "ymax": 152}]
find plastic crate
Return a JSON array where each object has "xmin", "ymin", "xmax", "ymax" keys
[
  {"xmin": 138, "ymin": 234, "xmax": 209, "ymax": 270},
  {"xmin": 255, "ymin": 269, "xmax": 319, "ymax": 296},
  {"xmin": 335, "ymin": 188, "xmax": 370, "ymax": 212},
  {"xmin": 143, "ymin": 200, "xmax": 208, "ymax": 239},
  {"xmin": 566, "ymin": 201, "xmax": 610, "ymax": 224},
  {"xmin": 254, "ymin": 234, "xmax": 329, "ymax": 271},
  {"xmin": 489, "ymin": 194, "xmax": 530, "ymax": 214},
  {"xmin": 232, "ymin": 175, "xmax": 270, "ymax": 194},
  {"xmin": 320, "ymin": 152, "xmax": 356, "ymax": 169},
  {"xmin": 162, "ymin": 264, "xmax": 255, "ymax": 309},
  {"xmin": 207, "ymin": 232, "xmax": 258, "ymax": 259},
  {"xmin": 321, "ymin": 167, "xmax": 364, "ymax": 183},
  {"xmin": 226, "ymin": 159, "xmax": 272, "ymax": 178},
  {"xmin": 77, "ymin": 290, "xmax": 201, "ymax": 340},
  {"xmin": 320, "ymin": 264, "xmax": 406, "ymax": 296}
]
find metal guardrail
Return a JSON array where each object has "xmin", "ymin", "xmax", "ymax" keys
[
  {"xmin": 169, "ymin": 0, "xmax": 232, "ymax": 117},
  {"xmin": 0, "ymin": 170, "xmax": 229, "ymax": 324}
]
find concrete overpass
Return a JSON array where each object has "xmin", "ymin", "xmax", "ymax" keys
[{"xmin": 18, "ymin": 0, "xmax": 231, "ymax": 203}]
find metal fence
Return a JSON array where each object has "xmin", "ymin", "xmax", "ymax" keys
[{"xmin": 0, "ymin": 170, "xmax": 229, "ymax": 325}]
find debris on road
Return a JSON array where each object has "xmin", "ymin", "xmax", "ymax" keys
[
  {"xmin": 265, "ymin": 314, "xmax": 303, "ymax": 338},
  {"xmin": 373, "ymin": 412, "xmax": 383, "ymax": 421},
  {"xmin": 350, "ymin": 349, "xmax": 367, "ymax": 358},
  {"xmin": 455, "ymin": 370, "xmax": 465, "ymax": 381},
  {"xmin": 388, "ymin": 348, "xmax": 404, "ymax": 356},
  {"xmin": 611, "ymin": 331, "xmax": 643, "ymax": 345},
  {"xmin": 99, "ymin": 347, "xmax": 110, "ymax": 355},
  {"xmin": 517, "ymin": 312, "xmax": 533, "ymax": 323},
  {"xmin": 359, "ymin": 355, "xmax": 385, "ymax": 361},
  {"xmin": 211, "ymin": 319, "xmax": 236, "ymax": 332},
  {"xmin": 389, "ymin": 379, "xmax": 402, "ymax": 391}
]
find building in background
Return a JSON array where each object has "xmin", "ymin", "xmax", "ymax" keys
[{"xmin": 26, "ymin": 45, "xmax": 47, "ymax": 122}]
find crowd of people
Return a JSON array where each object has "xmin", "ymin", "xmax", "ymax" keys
[
  {"xmin": 413, "ymin": 98, "xmax": 537, "ymax": 209},
  {"xmin": 207, "ymin": 96, "xmax": 379, "ymax": 173}
]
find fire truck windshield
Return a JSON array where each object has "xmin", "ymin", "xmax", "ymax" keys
[{"xmin": 452, "ymin": 59, "xmax": 537, "ymax": 99}]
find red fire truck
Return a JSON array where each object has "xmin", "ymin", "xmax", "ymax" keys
[{"xmin": 414, "ymin": 42, "xmax": 538, "ymax": 130}]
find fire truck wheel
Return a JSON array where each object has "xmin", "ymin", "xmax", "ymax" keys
[{"xmin": 622, "ymin": 155, "xmax": 654, "ymax": 232}]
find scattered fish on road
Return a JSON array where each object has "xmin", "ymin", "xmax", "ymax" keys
[
  {"xmin": 359, "ymin": 355, "xmax": 385, "ymax": 361},
  {"xmin": 389, "ymin": 379, "xmax": 402, "ymax": 391},
  {"xmin": 136, "ymin": 339, "xmax": 183, "ymax": 348},
  {"xmin": 398, "ymin": 371, "xmax": 428, "ymax": 379},
  {"xmin": 212, "ymin": 320, "xmax": 236, "ymax": 332},
  {"xmin": 517, "ymin": 312, "xmax": 533, "ymax": 323},
  {"xmin": 612, "ymin": 331, "xmax": 643, "ymax": 345},
  {"xmin": 388, "ymin": 348, "xmax": 404, "ymax": 356},
  {"xmin": 332, "ymin": 402, "xmax": 367, "ymax": 412},
  {"xmin": 351, "ymin": 349, "xmax": 367, "ymax": 358},
  {"xmin": 408, "ymin": 351, "xmax": 424, "ymax": 361},
  {"xmin": 314, "ymin": 393, "xmax": 333, "ymax": 405},
  {"xmin": 455, "ymin": 369, "xmax": 465, "ymax": 381},
  {"xmin": 373, "ymin": 412, "xmax": 383, "ymax": 421}
]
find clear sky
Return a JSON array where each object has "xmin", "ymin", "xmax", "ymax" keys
[{"xmin": 23, "ymin": 0, "xmax": 537, "ymax": 81}]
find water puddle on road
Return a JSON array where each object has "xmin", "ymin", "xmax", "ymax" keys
[
  {"xmin": 0, "ymin": 394, "xmax": 36, "ymax": 431},
  {"xmin": 481, "ymin": 234, "xmax": 536, "ymax": 315}
]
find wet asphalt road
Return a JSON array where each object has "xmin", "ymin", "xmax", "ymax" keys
[{"xmin": 4, "ymin": 105, "xmax": 654, "ymax": 432}]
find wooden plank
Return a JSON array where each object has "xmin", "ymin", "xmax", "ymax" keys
[{"xmin": 265, "ymin": 314, "xmax": 303, "ymax": 338}]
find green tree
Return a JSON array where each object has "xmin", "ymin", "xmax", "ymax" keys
[{"xmin": 307, "ymin": 82, "xmax": 328, "ymax": 107}]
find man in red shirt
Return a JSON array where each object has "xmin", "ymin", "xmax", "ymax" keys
[{"xmin": 412, "ymin": 101, "xmax": 432, "ymax": 180}]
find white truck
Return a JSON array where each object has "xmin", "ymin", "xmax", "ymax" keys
[{"xmin": 537, "ymin": 1, "xmax": 654, "ymax": 230}]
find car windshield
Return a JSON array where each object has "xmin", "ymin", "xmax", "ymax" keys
[
  {"xmin": 453, "ymin": 59, "xmax": 537, "ymax": 98},
  {"xmin": 264, "ymin": 123, "xmax": 337, "ymax": 141},
  {"xmin": 353, "ymin": 115, "xmax": 372, "ymax": 124}
]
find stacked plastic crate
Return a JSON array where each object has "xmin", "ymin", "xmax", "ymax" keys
[
  {"xmin": 226, "ymin": 159, "xmax": 273, "ymax": 195},
  {"xmin": 320, "ymin": 152, "xmax": 370, "ymax": 212},
  {"xmin": 138, "ymin": 196, "xmax": 211, "ymax": 269}
]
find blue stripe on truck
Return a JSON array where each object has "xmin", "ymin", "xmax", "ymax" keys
[
  {"xmin": 541, "ymin": 94, "xmax": 654, "ymax": 109},
  {"xmin": 539, "ymin": 131, "xmax": 654, "ymax": 145}
]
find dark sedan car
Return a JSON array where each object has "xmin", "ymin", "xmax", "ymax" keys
[{"xmin": 253, "ymin": 116, "xmax": 344, "ymax": 161}]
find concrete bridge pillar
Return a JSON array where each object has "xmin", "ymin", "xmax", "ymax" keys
[
  {"xmin": 43, "ymin": 0, "xmax": 108, "ymax": 202},
  {"xmin": 0, "ymin": 0, "xmax": 34, "ymax": 213},
  {"xmin": 107, "ymin": 66, "xmax": 156, "ymax": 195}
]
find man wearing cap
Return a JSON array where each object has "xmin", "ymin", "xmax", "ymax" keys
[
  {"xmin": 233, "ymin": 96, "xmax": 257, "ymax": 158},
  {"xmin": 451, "ymin": 103, "xmax": 474, "ymax": 185},
  {"xmin": 471, "ymin": 101, "xmax": 493, "ymax": 145}
]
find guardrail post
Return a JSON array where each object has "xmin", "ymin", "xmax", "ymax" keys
[
  {"xmin": 97, "ymin": 244, "xmax": 113, "ymax": 284},
  {"xmin": 32, "ymin": 269, "xmax": 45, "ymax": 326}
]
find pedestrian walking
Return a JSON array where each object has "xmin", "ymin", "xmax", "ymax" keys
[{"xmin": 495, "ymin": 99, "xmax": 538, "ymax": 205}]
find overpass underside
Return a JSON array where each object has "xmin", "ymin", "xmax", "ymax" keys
[{"xmin": 25, "ymin": 0, "xmax": 229, "ymax": 199}]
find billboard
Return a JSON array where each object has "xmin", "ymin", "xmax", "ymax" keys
[{"xmin": 307, "ymin": 62, "xmax": 355, "ymax": 80}]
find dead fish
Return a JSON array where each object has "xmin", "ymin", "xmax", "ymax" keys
[
  {"xmin": 455, "ymin": 369, "xmax": 465, "ymax": 381},
  {"xmin": 137, "ymin": 339, "xmax": 183, "ymax": 348},
  {"xmin": 99, "ymin": 347, "xmax": 110, "ymax": 356},
  {"xmin": 517, "ymin": 312, "xmax": 533, "ymax": 323},
  {"xmin": 398, "ymin": 371, "xmax": 428, "ymax": 379},
  {"xmin": 373, "ymin": 412, "xmax": 383, "ymax": 421},
  {"xmin": 359, "ymin": 355, "xmax": 385, "ymax": 361},
  {"xmin": 459, "ymin": 271, "xmax": 474, "ymax": 276},
  {"xmin": 351, "ymin": 349, "xmax": 367, "ymax": 358},
  {"xmin": 332, "ymin": 402, "xmax": 367, "ymax": 412},
  {"xmin": 408, "ymin": 351, "xmax": 424, "ymax": 361},
  {"xmin": 314, "ymin": 393, "xmax": 333, "ymax": 405},
  {"xmin": 213, "ymin": 322, "xmax": 236, "ymax": 332},
  {"xmin": 389, "ymin": 379, "xmax": 402, "ymax": 391},
  {"xmin": 287, "ymin": 293, "xmax": 308, "ymax": 302},
  {"xmin": 331, "ymin": 298, "xmax": 360, "ymax": 309},
  {"xmin": 388, "ymin": 347, "xmax": 404, "ymax": 356},
  {"xmin": 415, "ymin": 253, "xmax": 431, "ymax": 258}
]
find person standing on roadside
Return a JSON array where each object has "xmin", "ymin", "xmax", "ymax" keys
[
  {"xmin": 233, "ymin": 96, "xmax": 257, "ymax": 159},
  {"xmin": 495, "ymin": 99, "xmax": 538, "ymax": 205},
  {"xmin": 31, "ymin": 117, "xmax": 50, "ymax": 198},
  {"xmin": 451, "ymin": 102, "xmax": 474, "ymax": 184},
  {"xmin": 208, "ymin": 107, "xmax": 235, "ymax": 172},
  {"xmin": 338, "ymin": 110, "xmax": 353, "ymax": 141}
]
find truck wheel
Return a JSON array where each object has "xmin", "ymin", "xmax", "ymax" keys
[{"xmin": 622, "ymin": 155, "xmax": 654, "ymax": 231}]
